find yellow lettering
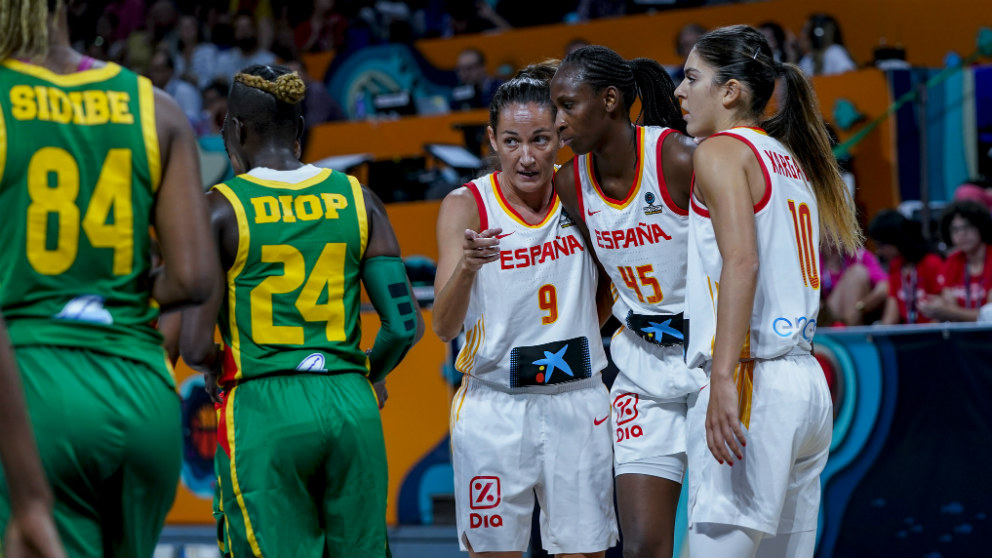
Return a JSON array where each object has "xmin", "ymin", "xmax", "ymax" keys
[
  {"xmin": 34, "ymin": 86, "xmax": 50, "ymax": 120},
  {"xmin": 320, "ymin": 193, "xmax": 348, "ymax": 219},
  {"xmin": 83, "ymin": 91, "xmax": 110, "ymax": 125},
  {"xmin": 10, "ymin": 85, "xmax": 36, "ymax": 120},
  {"xmin": 108, "ymin": 91, "xmax": 133, "ymax": 124},
  {"xmin": 294, "ymin": 195, "xmax": 322, "ymax": 221},
  {"xmin": 48, "ymin": 88, "xmax": 73, "ymax": 124},
  {"xmin": 278, "ymin": 196, "xmax": 296, "ymax": 223},
  {"xmin": 251, "ymin": 196, "xmax": 280, "ymax": 223},
  {"xmin": 68, "ymin": 91, "xmax": 86, "ymax": 124}
]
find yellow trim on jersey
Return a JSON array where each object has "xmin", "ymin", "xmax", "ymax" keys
[
  {"xmin": 0, "ymin": 96, "xmax": 6, "ymax": 187},
  {"xmin": 736, "ymin": 360, "xmax": 755, "ymax": 429},
  {"xmin": 348, "ymin": 175, "xmax": 368, "ymax": 256},
  {"xmin": 1, "ymin": 59, "xmax": 122, "ymax": 86},
  {"xmin": 213, "ymin": 184, "xmax": 251, "ymax": 380},
  {"xmin": 238, "ymin": 168, "xmax": 332, "ymax": 190},
  {"xmin": 490, "ymin": 173, "xmax": 560, "ymax": 229},
  {"xmin": 587, "ymin": 126, "xmax": 645, "ymax": 210},
  {"xmin": 455, "ymin": 317, "xmax": 485, "ymax": 375},
  {"xmin": 137, "ymin": 76, "xmax": 161, "ymax": 192},
  {"xmin": 225, "ymin": 386, "xmax": 264, "ymax": 557},
  {"xmin": 450, "ymin": 380, "xmax": 469, "ymax": 433}
]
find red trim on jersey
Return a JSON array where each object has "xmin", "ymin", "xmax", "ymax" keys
[
  {"xmin": 711, "ymin": 131, "xmax": 772, "ymax": 214},
  {"xmin": 463, "ymin": 181, "xmax": 489, "ymax": 231},
  {"xmin": 492, "ymin": 172, "xmax": 558, "ymax": 228},
  {"xmin": 655, "ymin": 128, "xmax": 689, "ymax": 216},
  {"xmin": 589, "ymin": 126, "xmax": 644, "ymax": 208},
  {"xmin": 573, "ymin": 159, "xmax": 586, "ymax": 222}
]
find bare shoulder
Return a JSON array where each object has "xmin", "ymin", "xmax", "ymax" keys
[
  {"xmin": 663, "ymin": 131, "xmax": 697, "ymax": 165},
  {"xmin": 438, "ymin": 184, "xmax": 482, "ymax": 230},
  {"xmin": 693, "ymin": 134, "xmax": 753, "ymax": 168},
  {"xmin": 552, "ymin": 158, "xmax": 579, "ymax": 208},
  {"xmin": 152, "ymin": 85, "xmax": 191, "ymax": 141}
]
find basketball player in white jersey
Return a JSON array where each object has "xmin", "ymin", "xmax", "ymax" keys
[
  {"xmin": 675, "ymin": 25, "xmax": 862, "ymax": 558},
  {"xmin": 550, "ymin": 46, "xmax": 701, "ymax": 558},
  {"xmin": 433, "ymin": 63, "xmax": 617, "ymax": 557}
]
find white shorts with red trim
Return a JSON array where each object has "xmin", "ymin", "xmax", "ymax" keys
[
  {"xmin": 687, "ymin": 354, "xmax": 832, "ymax": 535},
  {"xmin": 450, "ymin": 375, "xmax": 618, "ymax": 554}
]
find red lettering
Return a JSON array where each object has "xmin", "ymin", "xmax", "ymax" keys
[
  {"xmin": 514, "ymin": 248, "xmax": 529, "ymax": 268},
  {"xmin": 624, "ymin": 227, "xmax": 637, "ymax": 248},
  {"xmin": 529, "ymin": 245, "xmax": 541, "ymax": 266},
  {"xmin": 650, "ymin": 223, "xmax": 671, "ymax": 241},
  {"xmin": 611, "ymin": 230, "xmax": 625, "ymax": 248},
  {"xmin": 499, "ymin": 250, "xmax": 515, "ymax": 270},
  {"xmin": 565, "ymin": 235, "xmax": 583, "ymax": 253},
  {"xmin": 764, "ymin": 150, "xmax": 780, "ymax": 174},
  {"xmin": 539, "ymin": 241, "xmax": 555, "ymax": 264}
]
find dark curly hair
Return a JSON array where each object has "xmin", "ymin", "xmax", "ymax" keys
[{"xmin": 940, "ymin": 200, "xmax": 992, "ymax": 246}]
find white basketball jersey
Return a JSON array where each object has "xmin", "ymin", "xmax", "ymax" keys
[
  {"xmin": 455, "ymin": 172, "xmax": 607, "ymax": 389},
  {"xmin": 685, "ymin": 127, "xmax": 821, "ymax": 369},
  {"xmin": 574, "ymin": 125, "xmax": 689, "ymax": 338}
]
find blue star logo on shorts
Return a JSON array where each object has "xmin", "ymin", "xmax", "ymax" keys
[
  {"xmin": 531, "ymin": 345, "xmax": 573, "ymax": 383},
  {"xmin": 641, "ymin": 319, "xmax": 684, "ymax": 342}
]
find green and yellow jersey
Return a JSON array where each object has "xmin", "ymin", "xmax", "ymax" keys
[
  {"xmin": 0, "ymin": 60, "xmax": 167, "ymax": 374},
  {"xmin": 214, "ymin": 167, "xmax": 371, "ymax": 384}
]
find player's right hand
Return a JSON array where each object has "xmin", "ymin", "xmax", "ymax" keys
[
  {"xmin": 3, "ymin": 502, "xmax": 66, "ymax": 558},
  {"xmin": 462, "ymin": 228, "xmax": 502, "ymax": 272}
]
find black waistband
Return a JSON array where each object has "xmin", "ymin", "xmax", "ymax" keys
[{"xmin": 625, "ymin": 311, "xmax": 686, "ymax": 346}]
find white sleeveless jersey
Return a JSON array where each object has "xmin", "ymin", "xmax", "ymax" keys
[
  {"xmin": 455, "ymin": 172, "xmax": 607, "ymax": 389},
  {"xmin": 685, "ymin": 127, "xmax": 821, "ymax": 369},
  {"xmin": 574, "ymin": 126, "xmax": 689, "ymax": 334}
]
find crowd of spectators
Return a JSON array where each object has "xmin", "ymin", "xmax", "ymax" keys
[{"xmin": 824, "ymin": 181, "xmax": 992, "ymax": 327}]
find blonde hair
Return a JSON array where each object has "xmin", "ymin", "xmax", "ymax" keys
[
  {"xmin": 0, "ymin": 0, "xmax": 57, "ymax": 61},
  {"xmin": 234, "ymin": 71, "xmax": 306, "ymax": 105}
]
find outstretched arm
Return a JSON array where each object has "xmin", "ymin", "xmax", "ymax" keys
[
  {"xmin": 362, "ymin": 186, "xmax": 423, "ymax": 383},
  {"xmin": 152, "ymin": 88, "xmax": 220, "ymax": 310},
  {"xmin": 0, "ymin": 315, "xmax": 65, "ymax": 558}
]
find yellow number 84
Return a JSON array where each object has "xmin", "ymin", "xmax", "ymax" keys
[{"xmin": 26, "ymin": 146, "xmax": 134, "ymax": 276}]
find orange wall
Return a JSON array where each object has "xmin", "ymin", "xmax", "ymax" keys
[{"xmin": 414, "ymin": 0, "xmax": 990, "ymax": 73}]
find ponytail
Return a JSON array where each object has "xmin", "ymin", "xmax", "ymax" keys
[
  {"xmin": 629, "ymin": 58, "xmax": 686, "ymax": 133},
  {"xmin": 764, "ymin": 63, "xmax": 862, "ymax": 253},
  {"xmin": 694, "ymin": 25, "xmax": 863, "ymax": 253},
  {"xmin": 562, "ymin": 45, "xmax": 686, "ymax": 132}
]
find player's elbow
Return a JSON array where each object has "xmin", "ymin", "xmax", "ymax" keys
[{"xmin": 433, "ymin": 320, "xmax": 459, "ymax": 344}]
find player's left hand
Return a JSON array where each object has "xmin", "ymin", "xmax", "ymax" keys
[
  {"xmin": 373, "ymin": 380, "xmax": 388, "ymax": 410},
  {"xmin": 705, "ymin": 371, "xmax": 747, "ymax": 466},
  {"xmin": 3, "ymin": 502, "xmax": 66, "ymax": 558}
]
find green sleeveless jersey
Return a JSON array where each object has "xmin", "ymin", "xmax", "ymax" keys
[
  {"xmin": 214, "ymin": 168, "xmax": 370, "ymax": 384},
  {"xmin": 0, "ymin": 60, "xmax": 167, "ymax": 369}
]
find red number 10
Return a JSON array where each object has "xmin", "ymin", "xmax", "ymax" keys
[{"xmin": 788, "ymin": 200, "xmax": 820, "ymax": 290}]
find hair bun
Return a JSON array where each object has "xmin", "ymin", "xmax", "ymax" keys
[{"xmin": 273, "ymin": 73, "xmax": 306, "ymax": 104}]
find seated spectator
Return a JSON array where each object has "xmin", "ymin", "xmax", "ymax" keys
[
  {"xmin": 758, "ymin": 20, "xmax": 799, "ymax": 64},
  {"xmin": 820, "ymin": 245, "xmax": 889, "ymax": 326},
  {"xmin": 669, "ymin": 23, "xmax": 705, "ymax": 81},
  {"xmin": 149, "ymin": 50, "xmax": 203, "ymax": 127},
  {"xmin": 200, "ymin": 79, "xmax": 230, "ymax": 136},
  {"xmin": 284, "ymin": 60, "xmax": 347, "ymax": 132},
  {"xmin": 798, "ymin": 13, "xmax": 856, "ymax": 76},
  {"xmin": 919, "ymin": 201, "xmax": 992, "ymax": 321},
  {"xmin": 174, "ymin": 14, "xmax": 219, "ymax": 90},
  {"xmin": 294, "ymin": 0, "xmax": 347, "ymax": 53},
  {"xmin": 214, "ymin": 11, "xmax": 276, "ymax": 83},
  {"xmin": 869, "ymin": 210, "xmax": 944, "ymax": 324},
  {"xmin": 450, "ymin": 48, "xmax": 501, "ymax": 110},
  {"xmin": 443, "ymin": 0, "xmax": 510, "ymax": 37}
]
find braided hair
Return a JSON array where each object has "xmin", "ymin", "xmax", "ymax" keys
[
  {"xmin": 228, "ymin": 64, "xmax": 306, "ymax": 136},
  {"xmin": 560, "ymin": 45, "xmax": 685, "ymax": 133},
  {"xmin": 0, "ymin": 0, "xmax": 58, "ymax": 60}
]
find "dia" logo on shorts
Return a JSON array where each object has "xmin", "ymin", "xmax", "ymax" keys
[
  {"xmin": 613, "ymin": 393, "xmax": 643, "ymax": 443},
  {"xmin": 469, "ymin": 476, "xmax": 503, "ymax": 529}
]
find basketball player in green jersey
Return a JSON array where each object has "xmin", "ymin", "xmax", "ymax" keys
[
  {"xmin": 0, "ymin": 1, "xmax": 219, "ymax": 557},
  {"xmin": 180, "ymin": 65, "xmax": 422, "ymax": 558}
]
